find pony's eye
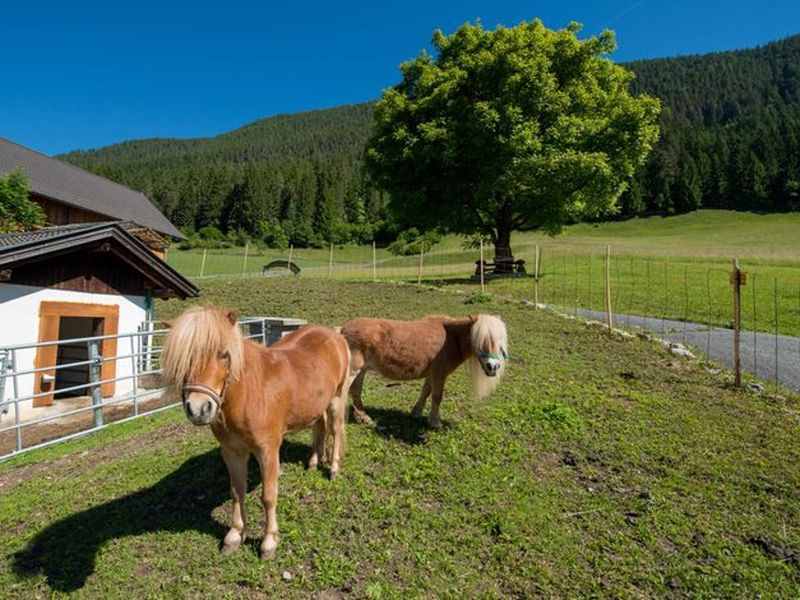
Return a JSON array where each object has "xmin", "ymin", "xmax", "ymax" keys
[{"xmin": 218, "ymin": 351, "xmax": 230, "ymax": 360}]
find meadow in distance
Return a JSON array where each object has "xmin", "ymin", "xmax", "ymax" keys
[{"xmin": 166, "ymin": 210, "xmax": 800, "ymax": 337}]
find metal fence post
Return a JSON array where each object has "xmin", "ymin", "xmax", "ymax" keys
[
  {"xmin": 130, "ymin": 336, "xmax": 139, "ymax": 416},
  {"xmin": 88, "ymin": 339, "xmax": 104, "ymax": 428},
  {"xmin": 12, "ymin": 349, "xmax": 21, "ymax": 452}
]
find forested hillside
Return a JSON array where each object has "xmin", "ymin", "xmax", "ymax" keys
[
  {"xmin": 624, "ymin": 34, "xmax": 800, "ymax": 215},
  {"xmin": 60, "ymin": 34, "xmax": 800, "ymax": 243},
  {"xmin": 61, "ymin": 103, "xmax": 384, "ymax": 246}
]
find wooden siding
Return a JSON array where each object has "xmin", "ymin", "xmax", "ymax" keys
[
  {"xmin": 8, "ymin": 250, "xmax": 153, "ymax": 296},
  {"xmin": 33, "ymin": 194, "xmax": 109, "ymax": 226}
]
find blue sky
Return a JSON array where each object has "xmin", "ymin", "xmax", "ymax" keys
[{"xmin": 2, "ymin": 0, "xmax": 799, "ymax": 155}]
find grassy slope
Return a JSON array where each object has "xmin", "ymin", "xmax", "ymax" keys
[{"xmin": 2, "ymin": 278, "xmax": 798, "ymax": 597}]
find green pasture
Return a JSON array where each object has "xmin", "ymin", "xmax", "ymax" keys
[
  {"xmin": 1, "ymin": 278, "xmax": 799, "ymax": 597},
  {"xmin": 166, "ymin": 211, "xmax": 800, "ymax": 336}
]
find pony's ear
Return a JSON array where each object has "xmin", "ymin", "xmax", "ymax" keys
[
  {"xmin": 226, "ymin": 309, "xmax": 238, "ymax": 325},
  {"xmin": 162, "ymin": 319, "xmax": 174, "ymax": 329}
]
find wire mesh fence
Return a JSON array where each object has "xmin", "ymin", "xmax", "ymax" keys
[{"xmin": 166, "ymin": 241, "xmax": 799, "ymax": 393}]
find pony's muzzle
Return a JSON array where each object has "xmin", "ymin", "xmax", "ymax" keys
[
  {"xmin": 184, "ymin": 393, "xmax": 218, "ymax": 425},
  {"xmin": 482, "ymin": 358, "xmax": 502, "ymax": 377}
]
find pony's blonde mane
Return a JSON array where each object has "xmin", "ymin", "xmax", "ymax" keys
[
  {"xmin": 161, "ymin": 306, "xmax": 244, "ymax": 395},
  {"xmin": 466, "ymin": 314, "xmax": 508, "ymax": 399}
]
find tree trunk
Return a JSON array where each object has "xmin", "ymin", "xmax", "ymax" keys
[{"xmin": 493, "ymin": 224, "xmax": 514, "ymax": 273}]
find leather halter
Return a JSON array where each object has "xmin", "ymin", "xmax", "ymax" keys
[{"xmin": 182, "ymin": 352, "xmax": 231, "ymax": 411}]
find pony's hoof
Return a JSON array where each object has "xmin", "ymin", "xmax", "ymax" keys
[
  {"xmin": 330, "ymin": 468, "xmax": 340, "ymax": 481},
  {"xmin": 428, "ymin": 418, "xmax": 443, "ymax": 430},
  {"xmin": 260, "ymin": 536, "xmax": 279, "ymax": 560},
  {"xmin": 221, "ymin": 530, "xmax": 243, "ymax": 555},
  {"xmin": 221, "ymin": 543, "xmax": 239, "ymax": 556},
  {"xmin": 353, "ymin": 410, "xmax": 374, "ymax": 426}
]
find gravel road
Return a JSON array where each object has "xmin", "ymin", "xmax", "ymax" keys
[{"xmin": 572, "ymin": 308, "xmax": 800, "ymax": 393}]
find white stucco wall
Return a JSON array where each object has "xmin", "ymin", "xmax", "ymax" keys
[{"xmin": 0, "ymin": 283, "xmax": 147, "ymax": 412}]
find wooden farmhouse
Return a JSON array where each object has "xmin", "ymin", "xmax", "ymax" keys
[{"xmin": 0, "ymin": 137, "xmax": 197, "ymax": 413}]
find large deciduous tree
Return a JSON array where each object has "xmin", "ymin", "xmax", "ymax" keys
[{"xmin": 366, "ymin": 20, "xmax": 661, "ymax": 261}]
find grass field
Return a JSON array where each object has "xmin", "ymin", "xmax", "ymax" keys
[
  {"xmin": 1, "ymin": 278, "xmax": 799, "ymax": 597},
  {"xmin": 167, "ymin": 210, "xmax": 800, "ymax": 336}
]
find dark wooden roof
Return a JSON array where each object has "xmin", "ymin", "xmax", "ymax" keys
[
  {"xmin": 0, "ymin": 137, "xmax": 183, "ymax": 239},
  {"xmin": 0, "ymin": 222, "xmax": 198, "ymax": 299}
]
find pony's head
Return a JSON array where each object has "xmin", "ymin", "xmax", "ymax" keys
[
  {"xmin": 466, "ymin": 314, "xmax": 508, "ymax": 399},
  {"xmin": 161, "ymin": 306, "xmax": 244, "ymax": 426}
]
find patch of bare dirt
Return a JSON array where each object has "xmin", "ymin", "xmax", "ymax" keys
[{"xmin": 0, "ymin": 408, "xmax": 192, "ymax": 493}]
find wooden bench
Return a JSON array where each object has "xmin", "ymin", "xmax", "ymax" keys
[
  {"xmin": 474, "ymin": 257, "xmax": 526, "ymax": 278},
  {"xmin": 262, "ymin": 260, "xmax": 301, "ymax": 276}
]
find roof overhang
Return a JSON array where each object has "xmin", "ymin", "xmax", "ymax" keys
[{"xmin": 0, "ymin": 223, "xmax": 198, "ymax": 299}]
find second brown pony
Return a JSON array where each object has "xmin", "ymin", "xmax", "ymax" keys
[
  {"xmin": 160, "ymin": 306, "xmax": 351, "ymax": 559},
  {"xmin": 341, "ymin": 314, "xmax": 508, "ymax": 428}
]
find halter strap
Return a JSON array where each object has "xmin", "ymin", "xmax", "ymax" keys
[
  {"xmin": 478, "ymin": 348, "xmax": 508, "ymax": 361},
  {"xmin": 182, "ymin": 382, "xmax": 224, "ymax": 407},
  {"xmin": 181, "ymin": 352, "xmax": 232, "ymax": 409}
]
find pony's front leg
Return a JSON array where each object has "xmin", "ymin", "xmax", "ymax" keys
[
  {"xmin": 220, "ymin": 447, "xmax": 248, "ymax": 555},
  {"xmin": 256, "ymin": 442, "xmax": 281, "ymax": 559},
  {"xmin": 411, "ymin": 379, "xmax": 432, "ymax": 420}
]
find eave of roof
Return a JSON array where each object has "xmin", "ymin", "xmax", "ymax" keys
[{"xmin": 0, "ymin": 223, "xmax": 198, "ymax": 299}]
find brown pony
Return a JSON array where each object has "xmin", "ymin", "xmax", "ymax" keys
[
  {"xmin": 341, "ymin": 314, "xmax": 508, "ymax": 428},
  {"xmin": 160, "ymin": 306, "xmax": 351, "ymax": 559}
]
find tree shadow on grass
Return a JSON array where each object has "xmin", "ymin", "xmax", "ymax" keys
[{"xmin": 11, "ymin": 439, "xmax": 311, "ymax": 593}]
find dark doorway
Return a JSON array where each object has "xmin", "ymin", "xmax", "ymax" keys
[{"xmin": 54, "ymin": 316, "xmax": 103, "ymax": 398}]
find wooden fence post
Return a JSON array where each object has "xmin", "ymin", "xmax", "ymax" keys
[
  {"xmin": 241, "ymin": 242, "xmax": 249, "ymax": 276},
  {"xmin": 605, "ymin": 245, "xmax": 613, "ymax": 331},
  {"xmin": 479, "ymin": 239, "xmax": 485, "ymax": 293},
  {"xmin": 417, "ymin": 244, "xmax": 424, "ymax": 286},
  {"xmin": 372, "ymin": 241, "xmax": 377, "ymax": 282},
  {"xmin": 731, "ymin": 258, "xmax": 744, "ymax": 386},
  {"xmin": 328, "ymin": 243, "xmax": 334, "ymax": 279},
  {"xmin": 200, "ymin": 248, "xmax": 207, "ymax": 277},
  {"xmin": 288, "ymin": 244, "xmax": 294, "ymax": 270},
  {"xmin": 533, "ymin": 243, "xmax": 540, "ymax": 308}
]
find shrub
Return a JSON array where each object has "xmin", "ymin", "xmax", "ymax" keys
[
  {"xmin": 387, "ymin": 228, "xmax": 443, "ymax": 256},
  {"xmin": 259, "ymin": 220, "xmax": 289, "ymax": 249},
  {"xmin": 197, "ymin": 226, "xmax": 224, "ymax": 241}
]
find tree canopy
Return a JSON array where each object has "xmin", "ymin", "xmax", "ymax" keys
[{"xmin": 365, "ymin": 20, "xmax": 661, "ymax": 256}]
